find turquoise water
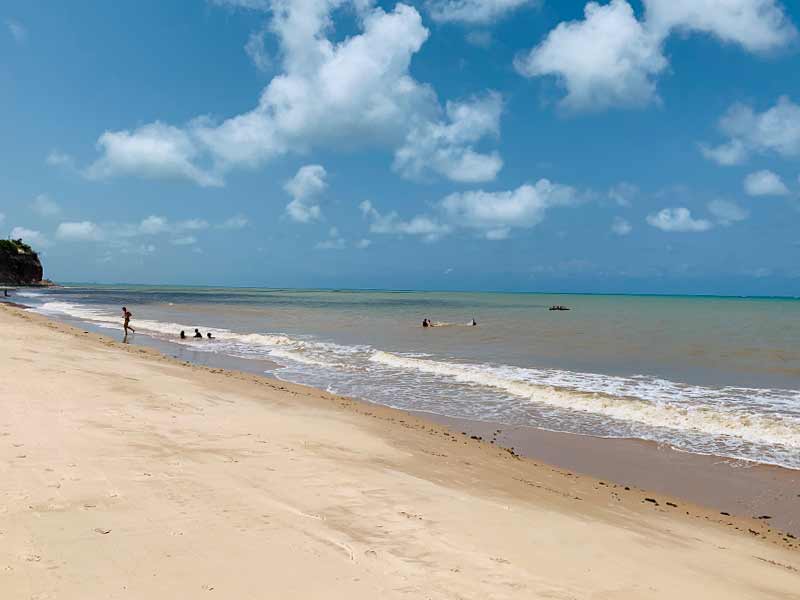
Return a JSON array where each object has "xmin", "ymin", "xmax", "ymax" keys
[{"xmin": 17, "ymin": 285, "xmax": 800, "ymax": 469}]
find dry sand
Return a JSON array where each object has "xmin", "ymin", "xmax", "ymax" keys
[{"xmin": 1, "ymin": 303, "xmax": 798, "ymax": 599}]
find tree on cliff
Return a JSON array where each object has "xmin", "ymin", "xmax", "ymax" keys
[{"xmin": 0, "ymin": 239, "xmax": 45, "ymax": 285}]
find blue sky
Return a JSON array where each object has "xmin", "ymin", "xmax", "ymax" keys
[{"xmin": 2, "ymin": 0, "xmax": 800, "ymax": 295}]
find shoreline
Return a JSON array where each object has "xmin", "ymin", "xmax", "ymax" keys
[
  {"xmin": 1, "ymin": 302, "xmax": 798, "ymax": 597},
  {"xmin": 11, "ymin": 299, "xmax": 799, "ymax": 536}
]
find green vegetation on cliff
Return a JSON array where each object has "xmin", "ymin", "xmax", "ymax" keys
[{"xmin": 0, "ymin": 238, "xmax": 44, "ymax": 285}]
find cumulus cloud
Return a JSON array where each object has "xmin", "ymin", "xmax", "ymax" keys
[
  {"xmin": 284, "ymin": 164, "xmax": 327, "ymax": 222},
  {"xmin": 426, "ymin": 0, "xmax": 536, "ymax": 24},
  {"xmin": 643, "ymin": 0, "xmax": 797, "ymax": 53},
  {"xmin": 394, "ymin": 92, "xmax": 503, "ymax": 182},
  {"xmin": 701, "ymin": 97, "xmax": 800, "ymax": 165},
  {"xmin": 707, "ymin": 199, "xmax": 749, "ymax": 225},
  {"xmin": 439, "ymin": 179, "xmax": 578, "ymax": 239},
  {"xmin": 744, "ymin": 169, "xmax": 790, "ymax": 196},
  {"xmin": 56, "ymin": 221, "xmax": 104, "ymax": 241},
  {"xmin": 88, "ymin": 2, "xmax": 502, "ymax": 185},
  {"xmin": 85, "ymin": 122, "xmax": 223, "ymax": 187},
  {"xmin": 245, "ymin": 28, "xmax": 271, "ymax": 72},
  {"xmin": 55, "ymin": 215, "xmax": 229, "ymax": 247},
  {"xmin": 31, "ymin": 194, "xmax": 61, "ymax": 218},
  {"xmin": 355, "ymin": 238, "xmax": 372, "ymax": 249},
  {"xmin": 362, "ymin": 178, "xmax": 579, "ymax": 241},
  {"xmin": 10, "ymin": 227, "xmax": 49, "ymax": 248},
  {"xmin": 646, "ymin": 207, "xmax": 713, "ymax": 232},
  {"xmin": 315, "ymin": 227, "xmax": 347, "ymax": 249},
  {"xmin": 515, "ymin": 0, "xmax": 666, "ymax": 111},
  {"xmin": 5, "ymin": 19, "xmax": 27, "ymax": 43},
  {"xmin": 360, "ymin": 200, "xmax": 452, "ymax": 242},
  {"xmin": 611, "ymin": 216, "xmax": 632, "ymax": 235},
  {"xmin": 699, "ymin": 139, "xmax": 748, "ymax": 166},
  {"xmin": 516, "ymin": 0, "xmax": 796, "ymax": 111}
]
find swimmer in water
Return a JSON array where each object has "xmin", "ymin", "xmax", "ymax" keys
[
  {"xmin": 180, "ymin": 330, "xmax": 186, "ymax": 339},
  {"xmin": 207, "ymin": 332, "xmax": 214, "ymax": 340},
  {"xmin": 422, "ymin": 318, "xmax": 430, "ymax": 328},
  {"xmin": 194, "ymin": 328, "xmax": 203, "ymax": 338}
]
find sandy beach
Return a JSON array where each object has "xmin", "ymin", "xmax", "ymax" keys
[{"xmin": 1, "ymin": 303, "xmax": 798, "ymax": 599}]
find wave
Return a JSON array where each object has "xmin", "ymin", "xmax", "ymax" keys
[
  {"xmin": 370, "ymin": 351, "xmax": 800, "ymax": 450},
  {"xmin": 31, "ymin": 297, "xmax": 800, "ymax": 468}
]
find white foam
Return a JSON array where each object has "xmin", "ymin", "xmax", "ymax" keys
[{"xmin": 370, "ymin": 351, "xmax": 800, "ymax": 450}]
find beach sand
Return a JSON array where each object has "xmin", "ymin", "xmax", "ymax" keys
[{"xmin": 1, "ymin": 304, "xmax": 798, "ymax": 599}]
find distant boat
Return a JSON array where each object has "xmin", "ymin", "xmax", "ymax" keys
[{"xmin": 549, "ymin": 305, "xmax": 570, "ymax": 311}]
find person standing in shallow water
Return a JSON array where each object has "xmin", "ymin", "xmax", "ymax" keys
[{"xmin": 122, "ymin": 307, "xmax": 135, "ymax": 334}]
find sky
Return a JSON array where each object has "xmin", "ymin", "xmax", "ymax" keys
[{"xmin": 1, "ymin": 0, "xmax": 800, "ymax": 295}]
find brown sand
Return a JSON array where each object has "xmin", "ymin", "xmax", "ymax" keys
[{"xmin": 1, "ymin": 304, "xmax": 798, "ymax": 599}]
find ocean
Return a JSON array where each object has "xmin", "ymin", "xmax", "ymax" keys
[{"xmin": 14, "ymin": 285, "xmax": 800, "ymax": 470}]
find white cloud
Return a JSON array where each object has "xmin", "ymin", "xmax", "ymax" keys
[
  {"xmin": 608, "ymin": 182, "xmax": 638, "ymax": 206},
  {"xmin": 744, "ymin": 169, "xmax": 790, "ymax": 196},
  {"xmin": 394, "ymin": 92, "xmax": 503, "ymax": 182},
  {"xmin": 315, "ymin": 226, "xmax": 347, "ymax": 249},
  {"xmin": 56, "ymin": 221, "xmax": 104, "ymax": 241},
  {"xmin": 171, "ymin": 235, "xmax": 198, "ymax": 246},
  {"xmin": 0, "ymin": 213, "xmax": 5, "ymax": 225},
  {"xmin": 285, "ymin": 164, "xmax": 327, "ymax": 222},
  {"xmin": 138, "ymin": 215, "xmax": 170, "ymax": 235},
  {"xmin": 31, "ymin": 194, "xmax": 61, "ymax": 218},
  {"xmin": 355, "ymin": 238, "xmax": 372, "ymax": 249},
  {"xmin": 643, "ymin": 0, "xmax": 797, "ymax": 53},
  {"xmin": 86, "ymin": 122, "xmax": 223, "ymax": 187},
  {"xmin": 611, "ymin": 216, "xmax": 632, "ymax": 235},
  {"xmin": 176, "ymin": 218, "xmax": 210, "ymax": 231},
  {"xmin": 46, "ymin": 150, "xmax": 76, "ymax": 169},
  {"xmin": 10, "ymin": 227, "xmax": 49, "ymax": 248},
  {"xmin": 514, "ymin": 0, "xmax": 667, "ymax": 111},
  {"xmin": 646, "ymin": 207, "xmax": 713, "ymax": 232},
  {"xmin": 702, "ymin": 97, "xmax": 800, "ymax": 165},
  {"xmin": 5, "ymin": 19, "xmax": 26, "ymax": 43},
  {"xmin": 219, "ymin": 214, "xmax": 250, "ymax": 229},
  {"xmin": 88, "ymin": 2, "xmax": 502, "ymax": 185},
  {"xmin": 438, "ymin": 179, "xmax": 579, "ymax": 239},
  {"xmin": 426, "ymin": 0, "xmax": 536, "ymax": 24},
  {"xmin": 707, "ymin": 199, "xmax": 749, "ymax": 225},
  {"xmin": 360, "ymin": 200, "xmax": 452, "ymax": 242},
  {"xmin": 245, "ymin": 28, "xmax": 271, "ymax": 72},
  {"xmin": 362, "ymin": 178, "xmax": 580, "ymax": 242},
  {"xmin": 517, "ymin": 0, "xmax": 797, "ymax": 111},
  {"xmin": 699, "ymin": 139, "xmax": 748, "ymax": 166}
]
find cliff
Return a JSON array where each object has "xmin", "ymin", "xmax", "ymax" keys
[{"xmin": 0, "ymin": 239, "xmax": 45, "ymax": 285}]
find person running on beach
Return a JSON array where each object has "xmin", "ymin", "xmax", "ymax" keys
[
  {"xmin": 194, "ymin": 328, "xmax": 203, "ymax": 338},
  {"xmin": 122, "ymin": 307, "xmax": 135, "ymax": 334}
]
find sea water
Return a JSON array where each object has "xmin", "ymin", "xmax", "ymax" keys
[{"xmin": 16, "ymin": 286, "xmax": 800, "ymax": 469}]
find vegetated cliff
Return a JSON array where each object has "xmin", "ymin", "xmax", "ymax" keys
[{"xmin": 0, "ymin": 239, "xmax": 45, "ymax": 285}]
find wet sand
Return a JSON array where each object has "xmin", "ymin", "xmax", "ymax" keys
[
  {"xmin": 423, "ymin": 414, "xmax": 800, "ymax": 536},
  {"xmin": 1, "ymin": 303, "xmax": 798, "ymax": 598}
]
